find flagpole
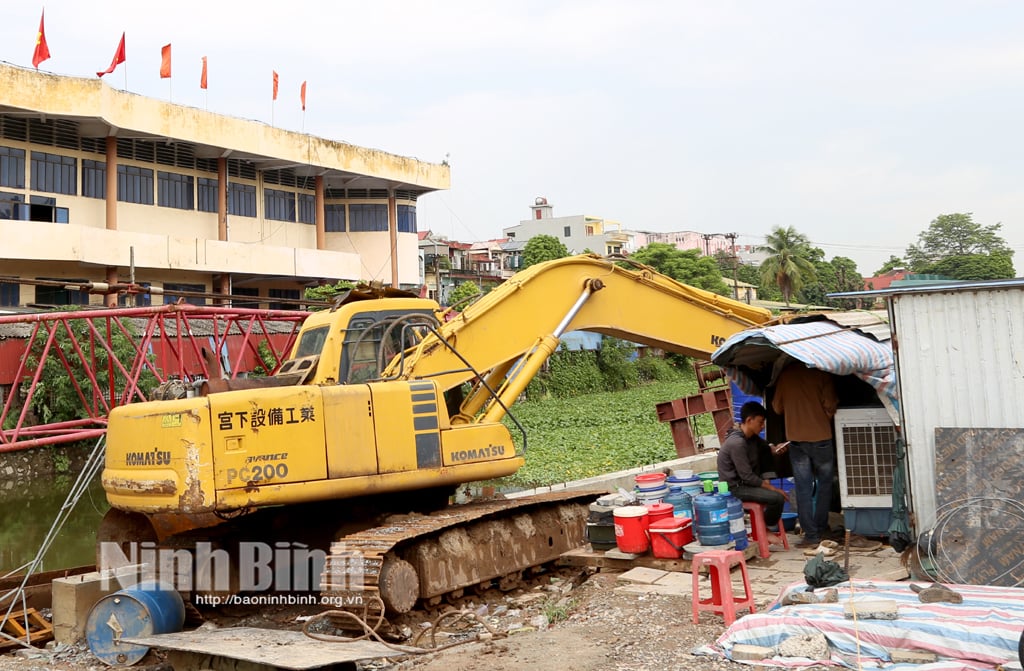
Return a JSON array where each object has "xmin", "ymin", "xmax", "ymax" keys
[{"xmin": 123, "ymin": 60, "xmax": 128, "ymax": 91}]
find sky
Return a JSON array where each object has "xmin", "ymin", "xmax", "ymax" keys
[{"xmin": 7, "ymin": 0, "xmax": 1024, "ymax": 277}]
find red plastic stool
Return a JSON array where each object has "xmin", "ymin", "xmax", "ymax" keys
[
  {"xmin": 743, "ymin": 501, "xmax": 790, "ymax": 559},
  {"xmin": 691, "ymin": 549, "xmax": 755, "ymax": 626}
]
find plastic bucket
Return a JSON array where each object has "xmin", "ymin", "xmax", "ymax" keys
[
  {"xmin": 635, "ymin": 472, "xmax": 667, "ymax": 490},
  {"xmin": 635, "ymin": 485, "xmax": 669, "ymax": 500},
  {"xmin": 693, "ymin": 493, "xmax": 732, "ymax": 546},
  {"xmin": 645, "ymin": 502, "xmax": 674, "ymax": 526},
  {"xmin": 86, "ymin": 580, "xmax": 185, "ymax": 666},
  {"xmin": 613, "ymin": 506, "xmax": 650, "ymax": 553},
  {"xmin": 586, "ymin": 522, "xmax": 617, "ymax": 551},
  {"xmin": 649, "ymin": 517, "xmax": 695, "ymax": 558}
]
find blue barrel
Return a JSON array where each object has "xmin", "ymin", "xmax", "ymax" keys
[
  {"xmin": 726, "ymin": 493, "xmax": 748, "ymax": 550},
  {"xmin": 731, "ymin": 381, "xmax": 765, "ymax": 437},
  {"xmin": 775, "ymin": 477, "xmax": 797, "ymax": 513},
  {"xmin": 693, "ymin": 494, "xmax": 731, "ymax": 546},
  {"xmin": 86, "ymin": 581, "xmax": 185, "ymax": 666}
]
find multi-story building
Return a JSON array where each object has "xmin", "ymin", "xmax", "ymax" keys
[
  {"xmin": 0, "ymin": 64, "xmax": 448, "ymax": 308},
  {"xmin": 502, "ymin": 197, "xmax": 632, "ymax": 256},
  {"xmin": 418, "ymin": 231, "xmax": 453, "ymax": 303}
]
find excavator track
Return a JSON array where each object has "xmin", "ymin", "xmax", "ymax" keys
[{"xmin": 320, "ymin": 490, "xmax": 598, "ymax": 616}]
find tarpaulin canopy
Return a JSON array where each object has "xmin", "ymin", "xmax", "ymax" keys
[{"xmin": 710, "ymin": 313, "xmax": 899, "ymax": 418}]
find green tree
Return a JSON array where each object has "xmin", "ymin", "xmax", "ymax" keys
[
  {"xmin": 905, "ymin": 213, "xmax": 1015, "ymax": 277},
  {"xmin": 304, "ymin": 280, "xmax": 357, "ymax": 310},
  {"xmin": 929, "ymin": 253, "xmax": 1015, "ymax": 281},
  {"xmin": 21, "ymin": 312, "xmax": 158, "ymax": 425},
  {"xmin": 757, "ymin": 226, "xmax": 818, "ymax": 306},
  {"xmin": 873, "ymin": 255, "xmax": 906, "ymax": 276},
  {"xmin": 629, "ymin": 243, "xmax": 729, "ymax": 294},
  {"xmin": 522, "ymin": 235, "xmax": 569, "ymax": 268},
  {"xmin": 799, "ymin": 256, "xmax": 864, "ymax": 308},
  {"xmin": 447, "ymin": 281, "xmax": 482, "ymax": 312}
]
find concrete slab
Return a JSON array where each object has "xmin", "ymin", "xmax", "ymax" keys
[
  {"xmin": 617, "ymin": 567, "xmax": 668, "ymax": 584},
  {"xmin": 508, "ymin": 454, "xmax": 718, "ymax": 499},
  {"xmin": 124, "ymin": 626, "xmax": 411, "ymax": 670},
  {"xmin": 652, "ymin": 571, "xmax": 691, "ymax": 590},
  {"xmin": 615, "ymin": 583, "xmax": 690, "ymax": 597}
]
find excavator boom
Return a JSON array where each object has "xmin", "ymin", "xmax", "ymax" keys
[{"xmin": 386, "ymin": 254, "xmax": 770, "ymax": 423}]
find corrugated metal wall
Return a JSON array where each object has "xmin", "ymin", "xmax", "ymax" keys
[{"xmin": 892, "ymin": 287, "xmax": 1024, "ymax": 529}]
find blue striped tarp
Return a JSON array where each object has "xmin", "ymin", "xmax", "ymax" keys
[
  {"xmin": 711, "ymin": 320, "xmax": 898, "ymax": 414},
  {"xmin": 702, "ymin": 579, "xmax": 1021, "ymax": 670}
]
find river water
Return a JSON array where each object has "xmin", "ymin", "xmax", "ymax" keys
[{"xmin": 0, "ymin": 474, "xmax": 108, "ymax": 575}]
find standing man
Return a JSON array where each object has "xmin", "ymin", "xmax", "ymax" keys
[
  {"xmin": 771, "ymin": 362, "xmax": 838, "ymax": 549},
  {"xmin": 718, "ymin": 401, "xmax": 788, "ymax": 545}
]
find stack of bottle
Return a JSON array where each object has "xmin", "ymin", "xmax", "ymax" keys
[{"xmin": 692, "ymin": 481, "xmax": 748, "ymax": 550}]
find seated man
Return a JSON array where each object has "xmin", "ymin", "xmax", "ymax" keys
[{"xmin": 717, "ymin": 401, "xmax": 789, "ymax": 544}]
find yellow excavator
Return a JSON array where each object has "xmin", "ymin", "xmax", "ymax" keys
[{"xmin": 100, "ymin": 254, "xmax": 770, "ymax": 613}]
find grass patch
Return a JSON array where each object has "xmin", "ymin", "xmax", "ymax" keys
[{"xmin": 498, "ymin": 369, "xmax": 721, "ymax": 489}]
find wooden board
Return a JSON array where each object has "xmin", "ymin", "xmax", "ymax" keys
[
  {"xmin": 124, "ymin": 626, "xmax": 416, "ymax": 670},
  {"xmin": 558, "ymin": 543, "xmax": 757, "ymax": 573},
  {"xmin": 0, "ymin": 564, "xmax": 94, "ymax": 612},
  {"xmin": 0, "ymin": 609, "xmax": 53, "ymax": 651}
]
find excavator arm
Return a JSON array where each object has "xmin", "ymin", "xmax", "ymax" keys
[{"xmin": 384, "ymin": 254, "xmax": 771, "ymax": 424}]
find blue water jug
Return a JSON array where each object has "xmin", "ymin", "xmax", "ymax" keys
[
  {"xmin": 693, "ymin": 493, "xmax": 731, "ymax": 546},
  {"xmin": 664, "ymin": 486, "xmax": 693, "ymax": 521},
  {"xmin": 725, "ymin": 492, "xmax": 748, "ymax": 550}
]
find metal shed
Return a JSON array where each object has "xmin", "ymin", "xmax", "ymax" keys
[{"xmin": 838, "ymin": 279, "xmax": 1024, "ymax": 533}]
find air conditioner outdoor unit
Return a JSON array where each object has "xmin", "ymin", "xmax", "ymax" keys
[{"xmin": 835, "ymin": 406, "xmax": 898, "ymax": 509}]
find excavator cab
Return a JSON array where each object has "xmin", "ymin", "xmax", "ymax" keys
[{"xmin": 339, "ymin": 312, "xmax": 435, "ymax": 384}]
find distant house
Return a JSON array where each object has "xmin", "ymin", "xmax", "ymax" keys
[
  {"xmin": 865, "ymin": 269, "xmax": 909, "ymax": 291},
  {"xmin": 724, "ymin": 278, "xmax": 759, "ymax": 304},
  {"xmin": 502, "ymin": 197, "xmax": 631, "ymax": 256}
]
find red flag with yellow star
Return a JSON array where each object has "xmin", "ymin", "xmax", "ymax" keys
[{"xmin": 32, "ymin": 10, "xmax": 51, "ymax": 69}]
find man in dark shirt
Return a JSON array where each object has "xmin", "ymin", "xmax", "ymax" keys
[{"xmin": 717, "ymin": 401, "xmax": 789, "ymax": 544}]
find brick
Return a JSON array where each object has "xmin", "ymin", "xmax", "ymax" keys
[
  {"xmin": 844, "ymin": 598, "xmax": 898, "ymax": 620},
  {"xmin": 890, "ymin": 649, "xmax": 938, "ymax": 664},
  {"xmin": 731, "ymin": 644, "xmax": 775, "ymax": 661}
]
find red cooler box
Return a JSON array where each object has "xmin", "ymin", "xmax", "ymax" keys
[{"xmin": 649, "ymin": 517, "xmax": 694, "ymax": 559}]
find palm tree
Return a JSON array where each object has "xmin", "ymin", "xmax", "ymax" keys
[{"xmin": 758, "ymin": 226, "xmax": 817, "ymax": 306}]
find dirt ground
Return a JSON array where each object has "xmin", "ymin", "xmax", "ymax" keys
[{"xmin": 0, "ymin": 567, "xmax": 817, "ymax": 671}]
